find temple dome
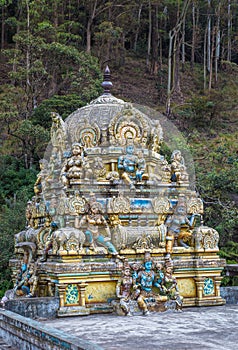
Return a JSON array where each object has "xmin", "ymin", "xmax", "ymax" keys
[{"xmin": 60, "ymin": 66, "xmax": 162, "ymax": 149}]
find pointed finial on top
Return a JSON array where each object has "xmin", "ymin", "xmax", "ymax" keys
[{"xmin": 101, "ymin": 65, "xmax": 113, "ymax": 95}]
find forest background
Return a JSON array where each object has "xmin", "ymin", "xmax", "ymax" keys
[{"xmin": 0, "ymin": 0, "xmax": 237, "ymax": 296}]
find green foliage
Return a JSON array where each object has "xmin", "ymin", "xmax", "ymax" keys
[
  {"xmin": 32, "ymin": 94, "xmax": 88, "ymax": 128},
  {"xmin": 219, "ymin": 241, "xmax": 238, "ymax": 264},
  {"xmin": 0, "ymin": 155, "xmax": 37, "ymax": 203},
  {"xmin": 175, "ymin": 94, "xmax": 220, "ymax": 131},
  {"xmin": 221, "ymin": 275, "xmax": 238, "ymax": 287},
  {"xmin": 0, "ymin": 188, "xmax": 33, "ymax": 297},
  {"xmin": 160, "ymin": 142, "xmax": 172, "ymax": 162},
  {"xmin": 220, "ymin": 242, "xmax": 238, "ymax": 286},
  {"xmin": 193, "ymin": 134, "xmax": 238, "ymax": 247},
  {"xmin": 0, "ymin": 155, "xmax": 36, "ymax": 296}
]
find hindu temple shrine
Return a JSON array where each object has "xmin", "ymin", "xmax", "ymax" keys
[{"xmin": 7, "ymin": 67, "xmax": 225, "ymax": 317}]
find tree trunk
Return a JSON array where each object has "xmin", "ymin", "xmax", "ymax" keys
[
  {"xmin": 26, "ymin": 0, "xmax": 31, "ymax": 118},
  {"xmin": 166, "ymin": 30, "xmax": 173, "ymax": 115},
  {"xmin": 146, "ymin": 0, "xmax": 152, "ymax": 69},
  {"xmin": 204, "ymin": 28, "xmax": 207, "ymax": 91},
  {"xmin": 182, "ymin": 20, "xmax": 185, "ymax": 71},
  {"xmin": 53, "ymin": 0, "xmax": 59, "ymax": 28},
  {"xmin": 191, "ymin": 1, "xmax": 196, "ymax": 69},
  {"xmin": 86, "ymin": 1, "xmax": 97, "ymax": 54},
  {"xmin": 134, "ymin": 3, "xmax": 143, "ymax": 52},
  {"xmin": 173, "ymin": 33, "xmax": 181, "ymax": 92},
  {"xmin": 227, "ymin": 0, "xmax": 231, "ymax": 61},
  {"xmin": 86, "ymin": 20, "xmax": 92, "ymax": 53},
  {"xmin": 150, "ymin": 3, "xmax": 159, "ymax": 75},
  {"xmin": 209, "ymin": 27, "xmax": 215, "ymax": 91},
  {"xmin": 166, "ymin": 0, "xmax": 191, "ymax": 114},
  {"xmin": 215, "ymin": 2, "xmax": 221, "ymax": 84},
  {"xmin": 207, "ymin": 0, "xmax": 211, "ymax": 72},
  {"xmin": 1, "ymin": 6, "xmax": 5, "ymax": 50}
]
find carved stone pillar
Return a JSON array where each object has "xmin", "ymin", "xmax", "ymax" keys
[
  {"xmin": 58, "ymin": 284, "xmax": 67, "ymax": 308},
  {"xmin": 47, "ymin": 282, "xmax": 55, "ymax": 297},
  {"xmin": 214, "ymin": 276, "xmax": 223, "ymax": 297},
  {"xmin": 194, "ymin": 277, "xmax": 204, "ymax": 300},
  {"xmin": 78, "ymin": 283, "xmax": 88, "ymax": 307},
  {"xmin": 38, "ymin": 281, "xmax": 48, "ymax": 297}
]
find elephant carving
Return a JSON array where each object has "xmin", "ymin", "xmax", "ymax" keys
[{"xmin": 52, "ymin": 227, "xmax": 86, "ymax": 254}]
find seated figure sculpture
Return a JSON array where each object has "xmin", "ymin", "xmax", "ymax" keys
[
  {"xmin": 61, "ymin": 143, "xmax": 92, "ymax": 188},
  {"xmin": 133, "ymin": 252, "xmax": 167, "ymax": 315},
  {"xmin": 160, "ymin": 260, "xmax": 183, "ymax": 310},
  {"xmin": 170, "ymin": 150, "xmax": 189, "ymax": 183},
  {"xmin": 165, "ymin": 195, "xmax": 195, "ymax": 257},
  {"xmin": 118, "ymin": 142, "xmax": 147, "ymax": 189},
  {"xmin": 75, "ymin": 201, "xmax": 118, "ymax": 255},
  {"xmin": 14, "ymin": 261, "xmax": 38, "ymax": 298},
  {"xmin": 136, "ymin": 150, "xmax": 146, "ymax": 182},
  {"xmin": 61, "ymin": 143, "xmax": 83, "ymax": 187}
]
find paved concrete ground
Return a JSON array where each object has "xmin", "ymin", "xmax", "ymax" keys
[{"xmin": 40, "ymin": 305, "xmax": 238, "ymax": 350}]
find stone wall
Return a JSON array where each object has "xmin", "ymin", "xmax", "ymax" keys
[
  {"xmin": 220, "ymin": 286, "xmax": 238, "ymax": 304},
  {"xmin": 5, "ymin": 297, "xmax": 60, "ymax": 319},
  {"xmin": 0, "ymin": 309, "xmax": 102, "ymax": 350}
]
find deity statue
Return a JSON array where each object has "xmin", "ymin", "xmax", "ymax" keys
[
  {"xmin": 61, "ymin": 143, "xmax": 83, "ymax": 187},
  {"xmin": 170, "ymin": 150, "xmax": 189, "ymax": 183},
  {"xmin": 47, "ymin": 154, "xmax": 60, "ymax": 183},
  {"xmin": 92, "ymin": 156, "xmax": 106, "ymax": 180},
  {"xmin": 159, "ymin": 259, "xmax": 183, "ymax": 310},
  {"xmin": 116, "ymin": 259, "xmax": 133, "ymax": 316},
  {"xmin": 75, "ymin": 201, "xmax": 118, "ymax": 255},
  {"xmin": 61, "ymin": 143, "xmax": 92, "ymax": 188},
  {"xmin": 133, "ymin": 252, "xmax": 167, "ymax": 315},
  {"xmin": 25, "ymin": 200, "xmax": 33, "ymax": 228},
  {"xmin": 118, "ymin": 142, "xmax": 148, "ymax": 189},
  {"xmin": 40, "ymin": 222, "xmax": 58, "ymax": 262},
  {"xmin": 151, "ymin": 134, "xmax": 161, "ymax": 153},
  {"xmin": 35, "ymin": 159, "xmax": 50, "ymax": 195},
  {"xmin": 136, "ymin": 150, "xmax": 146, "ymax": 182},
  {"xmin": 13, "ymin": 247, "xmax": 38, "ymax": 298},
  {"xmin": 50, "ymin": 112, "xmax": 68, "ymax": 162},
  {"xmin": 165, "ymin": 195, "xmax": 195, "ymax": 257}
]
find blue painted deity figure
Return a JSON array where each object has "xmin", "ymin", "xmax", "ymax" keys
[
  {"xmin": 14, "ymin": 263, "xmax": 38, "ymax": 297},
  {"xmin": 134, "ymin": 253, "xmax": 167, "ymax": 315},
  {"xmin": 76, "ymin": 201, "xmax": 118, "ymax": 255},
  {"xmin": 118, "ymin": 144, "xmax": 147, "ymax": 189}
]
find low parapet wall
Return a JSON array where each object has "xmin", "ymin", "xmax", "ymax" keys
[
  {"xmin": 0, "ymin": 309, "xmax": 103, "ymax": 350},
  {"xmin": 5, "ymin": 297, "xmax": 60, "ymax": 319},
  {"xmin": 220, "ymin": 286, "xmax": 238, "ymax": 304}
]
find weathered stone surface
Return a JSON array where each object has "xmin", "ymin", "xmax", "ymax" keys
[
  {"xmin": 0, "ymin": 309, "xmax": 103, "ymax": 350},
  {"xmin": 221, "ymin": 286, "xmax": 238, "ymax": 304},
  {"xmin": 40, "ymin": 305, "xmax": 238, "ymax": 350},
  {"xmin": 5, "ymin": 297, "xmax": 60, "ymax": 319}
]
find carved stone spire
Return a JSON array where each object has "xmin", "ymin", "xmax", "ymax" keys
[{"xmin": 101, "ymin": 65, "xmax": 113, "ymax": 95}]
